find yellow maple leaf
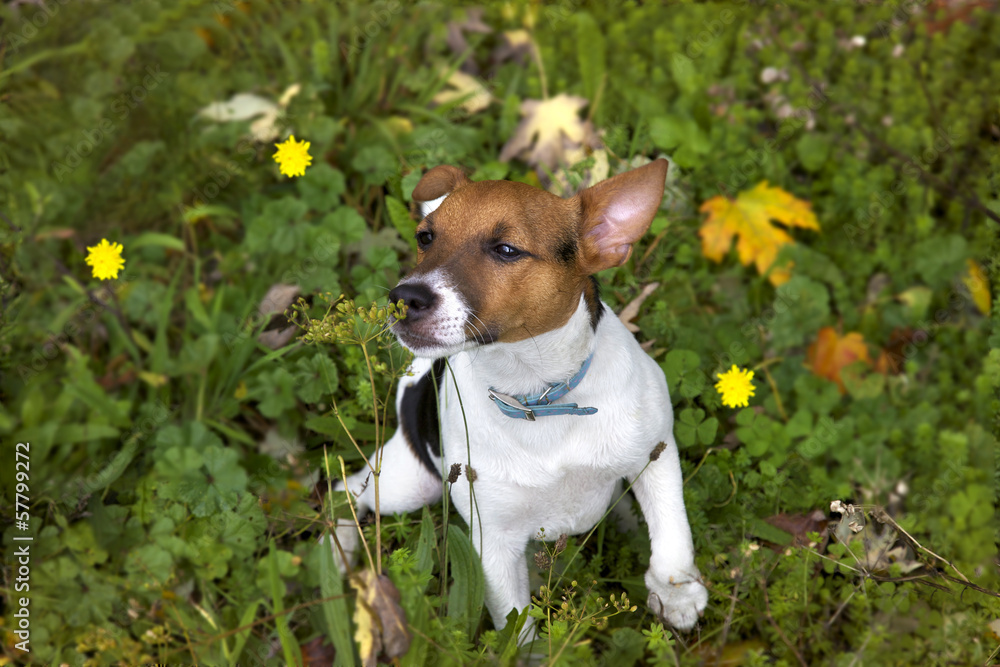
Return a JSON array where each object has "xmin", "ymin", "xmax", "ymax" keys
[
  {"xmin": 698, "ymin": 181, "xmax": 820, "ymax": 285},
  {"xmin": 962, "ymin": 259, "xmax": 991, "ymax": 315}
]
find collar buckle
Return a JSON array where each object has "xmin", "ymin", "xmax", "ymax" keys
[
  {"xmin": 487, "ymin": 352, "xmax": 597, "ymax": 421},
  {"xmin": 488, "ymin": 389, "xmax": 537, "ymax": 421}
]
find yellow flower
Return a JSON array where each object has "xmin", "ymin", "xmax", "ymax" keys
[
  {"xmin": 85, "ymin": 239, "xmax": 125, "ymax": 280},
  {"xmin": 273, "ymin": 134, "xmax": 312, "ymax": 177},
  {"xmin": 715, "ymin": 365, "xmax": 755, "ymax": 408}
]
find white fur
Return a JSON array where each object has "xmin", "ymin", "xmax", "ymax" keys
[
  {"xmin": 333, "ymin": 294, "xmax": 708, "ymax": 635},
  {"xmin": 419, "ymin": 194, "xmax": 448, "ymax": 218}
]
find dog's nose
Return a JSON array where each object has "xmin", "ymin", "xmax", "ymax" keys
[{"xmin": 388, "ymin": 283, "xmax": 437, "ymax": 321}]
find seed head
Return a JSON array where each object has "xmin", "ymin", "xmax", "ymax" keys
[{"xmin": 447, "ymin": 463, "xmax": 462, "ymax": 484}]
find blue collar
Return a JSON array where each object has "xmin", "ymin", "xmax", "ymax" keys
[{"xmin": 487, "ymin": 352, "xmax": 598, "ymax": 421}]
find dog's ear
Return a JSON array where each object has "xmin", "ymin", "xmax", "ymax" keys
[
  {"xmin": 576, "ymin": 158, "xmax": 668, "ymax": 274},
  {"xmin": 412, "ymin": 165, "xmax": 470, "ymax": 217}
]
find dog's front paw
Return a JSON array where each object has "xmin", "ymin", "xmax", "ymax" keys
[{"xmin": 645, "ymin": 568, "xmax": 708, "ymax": 631}]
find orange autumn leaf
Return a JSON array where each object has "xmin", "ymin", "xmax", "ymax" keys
[
  {"xmin": 807, "ymin": 327, "xmax": 872, "ymax": 394},
  {"xmin": 699, "ymin": 181, "xmax": 820, "ymax": 285}
]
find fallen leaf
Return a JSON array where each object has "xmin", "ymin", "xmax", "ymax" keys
[
  {"xmin": 764, "ymin": 510, "xmax": 828, "ymax": 547},
  {"xmin": 197, "ymin": 85, "xmax": 301, "ymax": 142},
  {"xmin": 698, "ymin": 181, "xmax": 820, "ymax": 285},
  {"xmin": 300, "ymin": 635, "xmax": 336, "ymax": 666},
  {"xmin": 445, "ymin": 7, "xmax": 492, "ymax": 74},
  {"xmin": 807, "ymin": 327, "xmax": 872, "ymax": 393},
  {"xmin": 258, "ymin": 283, "xmax": 300, "ymax": 318},
  {"xmin": 499, "ymin": 93, "xmax": 602, "ymax": 171},
  {"xmin": 198, "ymin": 93, "xmax": 278, "ymax": 123},
  {"xmin": 618, "ymin": 282, "xmax": 660, "ymax": 333},
  {"xmin": 432, "ymin": 70, "xmax": 494, "ymax": 114},
  {"xmin": 351, "ymin": 570, "xmax": 411, "ymax": 667},
  {"xmin": 830, "ymin": 502, "xmax": 921, "ymax": 575},
  {"xmin": 546, "ymin": 147, "xmax": 610, "ymax": 196},
  {"xmin": 962, "ymin": 258, "xmax": 991, "ymax": 315},
  {"xmin": 491, "ymin": 29, "xmax": 533, "ymax": 68},
  {"xmin": 874, "ymin": 327, "xmax": 916, "ymax": 375},
  {"xmin": 925, "ymin": 0, "xmax": 993, "ymax": 34},
  {"xmin": 257, "ymin": 284, "xmax": 300, "ymax": 350}
]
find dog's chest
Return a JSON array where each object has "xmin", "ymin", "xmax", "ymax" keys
[{"xmin": 435, "ymin": 358, "xmax": 670, "ymax": 537}]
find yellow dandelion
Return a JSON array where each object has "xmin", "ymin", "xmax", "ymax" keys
[
  {"xmin": 715, "ymin": 365, "xmax": 755, "ymax": 408},
  {"xmin": 273, "ymin": 134, "xmax": 312, "ymax": 177},
  {"xmin": 85, "ymin": 239, "xmax": 125, "ymax": 280}
]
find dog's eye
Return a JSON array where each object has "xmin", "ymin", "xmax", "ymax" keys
[
  {"xmin": 494, "ymin": 244, "xmax": 521, "ymax": 260},
  {"xmin": 416, "ymin": 231, "xmax": 433, "ymax": 248}
]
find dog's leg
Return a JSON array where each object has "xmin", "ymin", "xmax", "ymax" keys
[
  {"xmin": 473, "ymin": 527, "xmax": 532, "ymax": 633},
  {"xmin": 631, "ymin": 437, "xmax": 708, "ymax": 630},
  {"xmin": 327, "ymin": 358, "xmax": 445, "ymax": 571}
]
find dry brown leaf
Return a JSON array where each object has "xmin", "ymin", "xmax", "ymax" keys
[
  {"xmin": 764, "ymin": 510, "xmax": 828, "ymax": 547},
  {"xmin": 300, "ymin": 635, "xmax": 336, "ymax": 666},
  {"xmin": 350, "ymin": 570, "xmax": 411, "ymax": 667},
  {"xmin": 698, "ymin": 181, "xmax": 819, "ymax": 285},
  {"xmin": 499, "ymin": 93, "xmax": 601, "ymax": 171},
  {"xmin": 618, "ymin": 282, "xmax": 660, "ymax": 333}
]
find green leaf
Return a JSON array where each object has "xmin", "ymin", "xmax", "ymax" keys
[
  {"xmin": 470, "ymin": 161, "xmax": 509, "ymax": 182},
  {"xmin": 322, "ymin": 206, "xmax": 367, "ymax": 245},
  {"xmin": 748, "ymin": 517, "xmax": 792, "ymax": 546},
  {"xmin": 386, "ymin": 196, "xmax": 417, "ymax": 252},
  {"xmin": 178, "ymin": 334, "xmax": 219, "ymax": 375},
  {"xmin": 796, "ymin": 133, "xmax": 831, "ymax": 172},
  {"xmin": 293, "ymin": 352, "xmax": 339, "ymax": 404},
  {"xmin": 414, "ymin": 507, "xmax": 436, "ymax": 592},
  {"xmin": 447, "ymin": 524, "xmax": 484, "ymax": 638},
  {"xmin": 228, "ymin": 600, "xmax": 263, "ymax": 666},
  {"xmin": 298, "ymin": 163, "xmax": 346, "ymax": 211},
  {"xmin": 125, "ymin": 543, "xmax": 173, "ymax": 585},
  {"xmin": 670, "ymin": 52, "xmax": 696, "ymax": 95},
  {"xmin": 697, "ymin": 417, "xmax": 719, "ymax": 445},
  {"xmin": 661, "ymin": 349, "xmax": 705, "ymax": 398},
  {"xmin": 401, "ymin": 170, "xmax": 422, "ymax": 201},
  {"xmin": 909, "ymin": 234, "xmax": 967, "ymax": 288},
  {"xmin": 649, "ymin": 115, "xmax": 710, "ymax": 157},
  {"xmin": 264, "ymin": 543, "xmax": 301, "ymax": 667},
  {"xmin": 576, "ymin": 12, "xmax": 606, "ymax": 105},
  {"xmin": 768, "ymin": 276, "xmax": 831, "ymax": 350},
  {"xmin": 249, "ymin": 367, "xmax": 298, "ymax": 418},
  {"xmin": 318, "ymin": 536, "xmax": 355, "ymax": 667},
  {"xmin": 130, "ymin": 232, "xmax": 186, "ymax": 252},
  {"xmin": 352, "ymin": 144, "xmax": 397, "ymax": 186}
]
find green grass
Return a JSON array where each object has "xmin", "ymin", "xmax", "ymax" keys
[{"xmin": 1, "ymin": 1, "xmax": 998, "ymax": 665}]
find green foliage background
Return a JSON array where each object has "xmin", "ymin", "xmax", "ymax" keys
[{"xmin": 1, "ymin": 0, "xmax": 998, "ymax": 664}]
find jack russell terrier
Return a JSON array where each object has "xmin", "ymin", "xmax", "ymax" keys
[{"xmin": 334, "ymin": 158, "xmax": 708, "ymax": 634}]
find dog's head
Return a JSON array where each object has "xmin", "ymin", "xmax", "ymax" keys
[{"xmin": 389, "ymin": 159, "xmax": 669, "ymax": 357}]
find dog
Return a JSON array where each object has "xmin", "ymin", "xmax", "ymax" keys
[{"xmin": 333, "ymin": 158, "xmax": 708, "ymax": 635}]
